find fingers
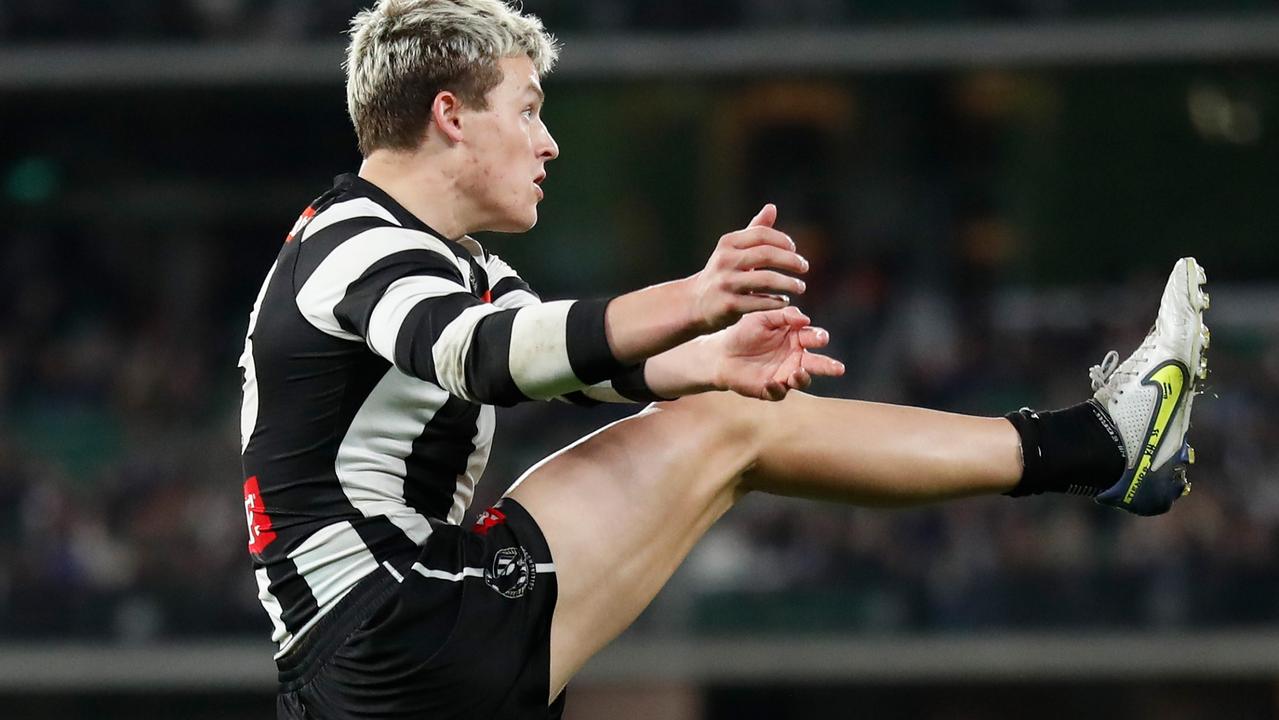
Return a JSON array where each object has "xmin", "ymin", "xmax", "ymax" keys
[
  {"xmin": 747, "ymin": 203, "xmax": 777, "ymax": 229},
  {"xmin": 724, "ymin": 226, "xmax": 794, "ymax": 251},
  {"xmin": 799, "ymin": 352, "xmax": 845, "ymax": 378},
  {"xmin": 731, "ymin": 270, "xmax": 806, "ymax": 297},
  {"xmin": 796, "ymin": 325, "xmax": 829, "ymax": 349},
  {"xmin": 735, "ymin": 245, "xmax": 809, "ymax": 274},
  {"xmin": 753, "ymin": 306, "xmax": 811, "ymax": 331},
  {"xmin": 778, "ymin": 350, "xmax": 843, "ymax": 396},
  {"xmin": 758, "ymin": 352, "xmax": 844, "ymax": 402},
  {"xmin": 698, "ymin": 208, "xmax": 814, "ymax": 330},
  {"xmin": 788, "ymin": 367, "xmax": 813, "ymax": 391},
  {"xmin": 762, "ymin": 379, "xmax": 788, "ymax": 401},
  {"xmin": 731, "ymin": 293, "xmax": 793, "ymax": 315},
  {"xmin": 778, "ymin": 306, "xmax": 810, "ymax": 328}
]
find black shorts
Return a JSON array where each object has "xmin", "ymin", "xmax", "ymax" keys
[{"xmin": 276, "ymin": 498, "xmax": 565, "ymax": 719}]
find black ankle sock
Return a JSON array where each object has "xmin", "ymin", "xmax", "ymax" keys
[{"xmin": 1004, "ymin": 400, "xmax": 1127, "ymax": 497}]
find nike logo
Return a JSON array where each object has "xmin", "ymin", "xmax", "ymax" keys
[{"xmin": 1123, "ymin": 361, "xmax": 1189, "ymax": 504}]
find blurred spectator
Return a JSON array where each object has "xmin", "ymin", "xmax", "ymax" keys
[
  {"xmin": 0, "ymin": 25, "xmax": 1276, "ymax": 642},
  {"xmin": 2, "ymin": 0, "xmax": 1276, "ymax": 41}
]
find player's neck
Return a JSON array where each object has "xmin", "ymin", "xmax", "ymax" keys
[{"xmin": 358, "ymin": 151, "xmax": 474, "ymax": 241}]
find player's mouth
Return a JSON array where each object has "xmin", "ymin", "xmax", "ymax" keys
[{"xmin": 533, "ymin": 173, "xmax": 546, "ymax": 200}]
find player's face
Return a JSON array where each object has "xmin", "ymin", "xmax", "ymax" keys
[{"xmin": 461, "ymin": 55, "xmax": 558, "ymax": 233}]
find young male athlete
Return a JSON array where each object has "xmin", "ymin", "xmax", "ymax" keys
[{"xmin": 238, "ymin": 1, "xmax": 1212, "ymax": 717}]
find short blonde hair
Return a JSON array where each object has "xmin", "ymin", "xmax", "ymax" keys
[{"xmin": 345, "ymin": 0, "xmax": 559, "ymax": 156}]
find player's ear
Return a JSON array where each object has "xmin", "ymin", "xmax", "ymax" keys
[{"xmin": 430, "ymin": 90, "xmax": 466, "ymax": 143}]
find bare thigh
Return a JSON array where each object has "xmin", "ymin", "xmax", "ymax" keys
[
  {"xmin": 506, "ymin": 394, "xmax": 761, "ymax": 699},
  {"xmin": 506, "ymin": 390, "xmax": 1020, "ymax": 700}
]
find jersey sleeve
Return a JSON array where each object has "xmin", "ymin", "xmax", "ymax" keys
[
  {"xmin": 482, "ymin": 252, "xmax": 664, "ymax": 406},
  {"xmin": 557, "ymin": 364, "xmax": 666, "ymax": 406},
  {"xmin": 295, "ymin": 225, "xmax": 633, "ymax": 407},
  {"xmin": 484, "ymin": 252, "xmax": 542, "ymax": 310}
]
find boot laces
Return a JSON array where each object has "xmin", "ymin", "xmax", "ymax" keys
[
  {"xmin": 1089, "ymin": 328, "xmax": 1155, "ymax": 403},
  {"xmin": 1088, "ymin": 351, "xmax": 1121, "ymax": 393}
]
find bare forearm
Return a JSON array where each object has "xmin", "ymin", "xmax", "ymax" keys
[
  {"xmin": 642, "ymin": 336, "xmax": 720, "ymax": 399},
  {"xmin": 603, "ymin": 278, "xmax": 704, "ymax": 365}
]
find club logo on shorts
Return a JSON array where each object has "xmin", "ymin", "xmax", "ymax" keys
[{"xmin": 485, "ymin": 546, "xmax": 535, "ymax": 599}]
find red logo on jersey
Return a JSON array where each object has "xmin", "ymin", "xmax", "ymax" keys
[
  {"xmin": 244, "ymin": 475, "xmax": 277, "ymax": 554},
  {"xmin": 482, "ymin": 289, "xmax": 493, "ymax": 304},
  {"xmin": 284, "ymin": 206, "xmax": 317, "ymax": 243},
  {"xmin": 472, "ymin": 507, "xmax": 507, "ymax": 535}
]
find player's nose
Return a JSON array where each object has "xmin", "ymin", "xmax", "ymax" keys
[{"xmin": 537, "ymin": 124, "xmax": 559, "ymax": 161}]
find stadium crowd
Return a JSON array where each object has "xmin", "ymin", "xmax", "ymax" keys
[
  {"xmin": 0, "ymin": 0, "xmax": 1269, "ymax": 41},
  {"xmin": 0, "ymin": 217, "xmax": 1274, "ymax": 641},
  {"xmin": 2, "ymin": 0, "xmax": 1275, "ymax": 644}
]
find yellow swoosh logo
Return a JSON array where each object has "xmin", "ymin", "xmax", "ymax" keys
[{"xmin": 1123, "ymin": 361, "xmax": 1188, "ymax": 504}]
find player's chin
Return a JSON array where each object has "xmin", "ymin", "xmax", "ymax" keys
[{"xmin": 493, "ymin": 207, "xmax": 539, "ymax": 233}]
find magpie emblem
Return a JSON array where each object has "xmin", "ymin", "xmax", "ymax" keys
[{"xmin": 485, "ymin": 546, "xmax": 535, "ymax": 599}]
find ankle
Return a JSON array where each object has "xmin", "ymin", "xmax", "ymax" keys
[{"xmin": 1004, "ymin": 400, "xmax": 1127, "ymax": 497}]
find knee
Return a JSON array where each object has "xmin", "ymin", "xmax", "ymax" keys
[
  {"xmin": 657, "ymin": 390, "xmax": 750, "ymax": 420},
  {"xmin": 653, "ymin": 391, "xmax": 771, "ymax": 461}
]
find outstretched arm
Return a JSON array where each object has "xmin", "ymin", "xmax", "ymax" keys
[{"xmin": 307, "ymin": 204, "xmax": 810, "ymax": 406}]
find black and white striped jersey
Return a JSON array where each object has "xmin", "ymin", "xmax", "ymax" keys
[{"xmin": 239, "ymin": 174, "xmax": 655, "ymax": 655}]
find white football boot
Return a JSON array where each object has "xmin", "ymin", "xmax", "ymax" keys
[{"xmin": 1090, "ymin": 258, "xmax": 1209, "ymax": 516}]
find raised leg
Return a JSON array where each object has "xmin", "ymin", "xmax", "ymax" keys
[{"xmin": 505, "ymin": 390, "xmax": 1021, "ymax": 699}]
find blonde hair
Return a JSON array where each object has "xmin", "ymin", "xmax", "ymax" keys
[{"xmin": 345, "ymin": 0, "xmax": 559, "ymax": 156}]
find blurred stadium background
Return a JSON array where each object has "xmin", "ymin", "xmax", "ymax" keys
[{"xmin": 2, "ymin": 1, "xmax": 1279, "ymax": 718}]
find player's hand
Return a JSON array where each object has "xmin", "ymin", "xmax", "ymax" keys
[
  {"xmin": 686, "ymin": 204, "xmax": 809, "ymax": 332},
  {"xmin": 713, "ymin": 306, "xmax": 845, "ymax": 401}
]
